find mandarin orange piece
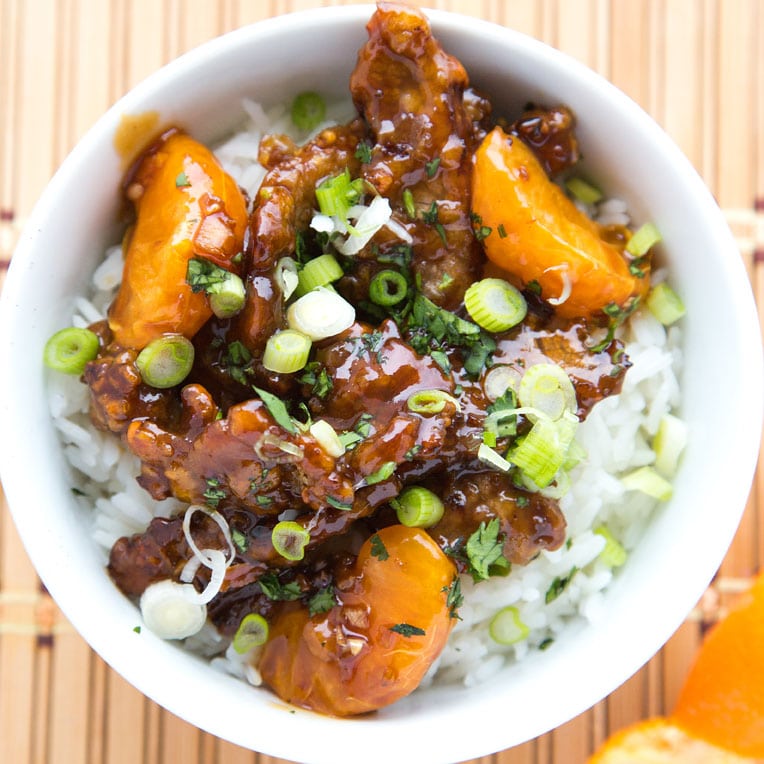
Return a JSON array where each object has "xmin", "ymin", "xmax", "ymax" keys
[
  {"xmin": 257, "ymin": 525, "xmax": 456, "ymax": 716},
  {"xmin": 588, "ymin": 717, "xmax": 759, "ymax": 763},
  {"xmin": 471, "ymin": 127, "xmax": 649, "ymax": 319},
  {"xmin": 109, "ymin": 131, "xmax": 249, "ymax": 349},
  {"xmin": 673, "ymin": 574, "xmax": 764, "ymax": 759}
]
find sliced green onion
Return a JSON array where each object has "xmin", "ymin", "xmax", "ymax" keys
[
  {"xmin": 315, "ymin": 169, "xmax": 363, "ymax": 219},
  {"xmin": 562, "ymin": 438, "xmax": 587, "ymax": 471},
  {"xmin": 287, "ymin": 287, "xmax": 355, "ymax": 341},
  {"xmin": 135, "ymin": 334, "xmax": 195, "ymax": 389},
  {"xmin": 262, "ymin": 330, "xmax": 312, "ymax": 374},
  {"xmin": 232, "ymin": 613, "xmax": 269, "ymax": 654},
  {"xmin": 207, "ymin": 271, "xmax": 245, "ymax": 319},
  {"xmin": 139, "ymin": 580, "xmax": 207, "ymax": 640},
  {"xmin": 43, "ymin": 327, "xmax": 99, "ymax": 375},
  {"xmin": 510, "ymin": 415, "xmax": 577, "ymax": 488},
  {"xmin": 518, "ymin": 363, "xmax": 577, "ymax": 422},
  {"xmin": 309, "ymin": 419, "xmax": 344, "ymax": 458},
  {"xmin": 271, "ymin": 521, "xmax": 310, "ymax": 561},
  {"xmin": 365, "ymin": 461, "xmax": 396, "ymax": 485},
  {"xmin": 402, "ymin": 188, "xmax": 416, "ymax": 219},
  {"xmin": 653, "ymin": 413, "xmax": 688, "ymax": 477},
  {"xmin": 296, "ymin": 254, "xmax": 344, "ymax": 296},
  {"xmin": 565, "ymin": 177, "xmax": 603, "ymax": 206},
  {"xmin": 464, "ymin": 278, "xmax": 527, "ymax": 332},
  {"xmin": 626, "ymin": 222, "xmax": 662, "ymax": 256},
  {"xmin": 290, "ymin": 91, "xmax": 326, "ymax": 132},
  {"xmin": 477, "ymin": 443, "xmax": 512, "ymax": 473},
  {"xmin": 646, "ymin": 282, "xmax": 686, "ymax": 325},
  {"xmin": 489, "ymin": 605, "xmax": 529, "ymax": 645},
  {"xmin": 369, "ymin": 269, "xmax": 408, "ymax": 306},
  {"xmin": 483, "ymin": 365, "xmax": 521, "ymax": 402},
  {"xmin": 407, "ymin": 389, "xmax": 460, "ymax": 415},
  {"xmin": 275, "ymin": 257, "xmax": 299, "ymax": 300},
  {"xmin": 621, "ymin": 466, "xmax": 673, "ymax": 500},
  {"xmin": 594, "ymin": 526, "xmax": 627, "ymax": 568},
  {"xmin": 394, "ymin": 486, "xmax": 444, "ymax": 528}
]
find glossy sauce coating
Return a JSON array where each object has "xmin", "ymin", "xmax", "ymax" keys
[
  {"xmin": 109, "ymin": 130, "xmax": 249, "ymax": 349},
  {"xmin": 258, "ymin": 525, "xmax": 456, "ymax": 716}
]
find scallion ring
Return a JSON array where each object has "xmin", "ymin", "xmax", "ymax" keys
[
  {"xmin": 271, "ymin": 521, "xmax": 310, "ymax": 561},
  {"xmin": 286, "ymin": 287, "xmax": 355, "ymax": 341},
  {"xmin": 489, "ymin": 605, "xmax": 529, "ymax": 646},
  {"xmin": 43, "ymin": 327, "xmax": 100, "ymax": 375},
  {"xmin": 262, "ymin": 330, "xmax": 312, "ymax": 374},
  {"xmin": 207, "ymin": 271, "xmax": 246, "ymax": 319},
  {"xmin": 296, "ymin": 254, "xmax": 344, "ymax": 295},
  {"xmin": 407, "ymin": 389, "xmax": 461, "ymax": 415},
  {"xmin": 517, "ymin": 363, "xmax": 577, "ymax": 422},
  {"xmin": 394, "ymin": 486, "xmax": 444, "ymax": 528},
  {"xmin": 626, "ymin": 221, "xmax": 662, "ymax": 257},
  {"xmin": 232, "ymin": 613, "xmax": 269, "ymax": 654},
  {"xmin": 135, "ymin": 334, "xmax": 195, "ymax": 388},
  {"xmin": 369, "ymin": 269, "xmax": 408, "ymax": 307},
  {"xmin": 139, "ymin": 580, "xmax": 207, "ymax": 641},
  {"xmin": 464, "ymin": 278, "xmax": 527, "ymax": 332},
  {"xmin": 646, "ymin": 282, "xmax": 685, "ymax": 326},
  {"xmin": 290, "ymin": 91, "xmax": 326, "ymax": 132}
]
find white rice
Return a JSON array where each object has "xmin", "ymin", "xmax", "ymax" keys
[{"xmin": 46, "ymin": 109, "xmax": 684, "ymax": 691}]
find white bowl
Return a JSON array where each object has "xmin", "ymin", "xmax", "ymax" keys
[{"xmin": 1, "ymin": 6, "xmax": 761, "ymax": 763}]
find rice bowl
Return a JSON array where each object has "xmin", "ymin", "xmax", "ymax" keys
[{"xmin": 0, "ymin": 5, "xmax": 761, "ymax": 763}]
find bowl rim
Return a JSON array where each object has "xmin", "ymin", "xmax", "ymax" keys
[{"xmin": 1, "ymin": 5, "xmax": 762, "ymax": 763}]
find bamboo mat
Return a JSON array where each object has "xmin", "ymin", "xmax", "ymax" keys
[{"xmin": 1, "ymin": 1, "xmax": 763, "ymax": 762}]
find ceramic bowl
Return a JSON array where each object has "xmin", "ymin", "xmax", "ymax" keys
[{"xmin": 1, "ymin": 6, "xmax": 761, "ymax": 763}]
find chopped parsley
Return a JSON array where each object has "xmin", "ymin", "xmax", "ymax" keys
[
  {"xmin": 308, "ymin": 586, "xmax": 338, "ymax": 616},
  {"xmin": 370, "ymin": 534, "xmax": 389, "ymax": 561},
  {"xmin": 175, "ymin": 171, "xmax": 190, "ymax": 188},
  {"xmin": 538, "ymin": 636, "xmax": 554, "ymax": 650},
  {"xmin": 545, "ymin": 567, "xmax": 579, "ymax": 604},
  {"xmin": 390, "ymin": 623, "xmax": 426, "ymax": 637},
  {"xmin": 252, "ymin": 386, "xmax": 297, "ymax": 434},
  {"xmin": 133, "ymin": 625, "xmax": 141, "ymax": 634},
  {"xmin": 355, "ymin": 140, "xmax": 373, "ymax": 164},
  {"xmin": 589, "ymin": 296, "xmax": 641, "ymax": 353},
  {"xmin": 443, "ymin": 576, "xmax": 464, "ymax": 620},
  {"xmin": 465, "ymin": 518, "xmax": 508, "ymax": 581},
  {"xmin": 258, "ymin": 573, "xmax": 302, "ymax": 601},
  {"xmin": 298, "ymin": 362, "xmax": 333, "ymax": 399},
  {"xmin": 223, "ymin": 341, "xmax": 253, "ymax": 386},
  {"xmin": 497, "ymin": 223, "xmax": 508, "ymax": 238},
  {"xmin": 425, "ymin": 157, "xmax": 440, "ymax": 178},
  {"xmin": 203, "ymin": 478, "xmax": 226, "ymax": 508},
  {"xmin": 186, "ymin": 257, "xmax": 231, "ymax": 293},
  {"xmin": 231, "ymin": 528, "xmax": 248, "ymax": 554}
]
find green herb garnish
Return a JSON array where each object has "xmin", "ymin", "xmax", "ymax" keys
[
  {"xmin": 390, "ymin": 623, "xmax": 426, "ymax": 637},
  {"xmin": 465, "ymin": 518, "xmax": 507, "ymax": 581},
  {"xmin": 308, "ymin": 586, "xmax": 338, "ymax": 616},
  {"xmin": 370, "ymin": 534, "xmax": 389, "ymax": 561},
  {"xmin": 252, "ymin": 386, "xmax": 297, "ymax": 434}
]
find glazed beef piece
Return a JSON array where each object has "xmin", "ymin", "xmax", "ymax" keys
[
  {"xmin": 510, "ymin": 105, "xmax": 580, "ymax": 177},
  {"xmin": 350, "ymin": 1, "xmax": 489, "ymax": 309},
  {"xmin": 428, "ymin": 470, "xmax": 567, "ymax": 567},
  {"xmin": 231, "ymin": 120, "xmax": 367, "ymax": 354}
]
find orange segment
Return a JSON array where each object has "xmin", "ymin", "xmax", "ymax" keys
[
  {"xmin": 588, "ymin": 718, "xmax": 759, "ymax": 763},
  {"xmin": 673, "ymin": 574, "xmax": 764, "ymax": 758},
  {"xmin": 471, "ymin": 127, "xmax": 648, "ymax": 319}
]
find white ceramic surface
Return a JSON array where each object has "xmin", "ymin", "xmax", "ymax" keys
[{"xmin": 1, "ymin": 6, "xmax": 762, "ymax": 764}]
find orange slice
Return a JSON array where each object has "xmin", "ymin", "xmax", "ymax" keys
[
  {"xmin": 471, "ymin": 127, "xmax": 648, "ymax": 319},
  {"xmin": 673, "ymin": 574, "xmax": 764, "ymax": 758},
  {"xmin": 588, "ymin": 717, "xmax": 759, "ymax": 763}
]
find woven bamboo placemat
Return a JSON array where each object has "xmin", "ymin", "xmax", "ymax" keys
[{"xmin": 1, "ymin": 1, "xmax": 762, "ymax": 762}]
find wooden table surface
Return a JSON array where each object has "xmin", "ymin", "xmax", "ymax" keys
[{"xmin": 1, "ymin": 1, "xmax": 762, "ymax": 762}]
